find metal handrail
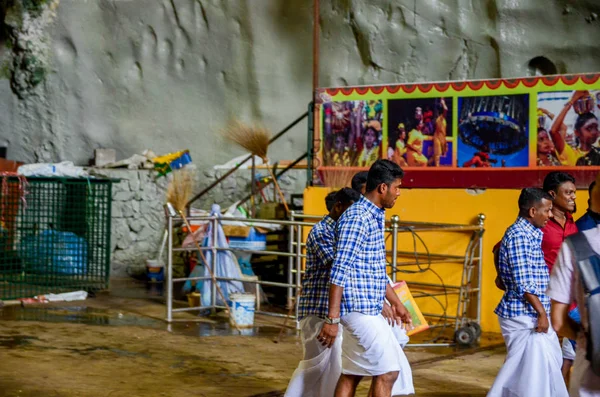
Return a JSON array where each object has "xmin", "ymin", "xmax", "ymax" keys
[
  {"xmin": 165, "ymin": 210, "xmax": 486, "ymax": 347},
  {"xmin": 185, "ymin": 112, "xmax": 308, "ymax": 209}
]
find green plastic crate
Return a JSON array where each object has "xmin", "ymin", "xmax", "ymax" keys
[{"xmin": 0, "ymin": 176, "xmax": 112, "ymax": 299}]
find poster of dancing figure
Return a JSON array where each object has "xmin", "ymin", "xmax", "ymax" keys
[{"xmin": 387, "ymin": 97, "xmax": 453, "ymax": 167}]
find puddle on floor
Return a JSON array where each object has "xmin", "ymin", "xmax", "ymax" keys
[
  {"xmin": 0, "ymin": 305, "xmax": 162, "ymax": 327},
  {"xmin": 0, "ymin": 302, "xmax": 297, "ymax": 340},
  {"xmin": 0, "ymin": 335, "xmax": 39, "ymax": 348}
]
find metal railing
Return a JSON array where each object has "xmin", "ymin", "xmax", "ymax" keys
[
  {"xmin": 165, "ymin": 211, "xmax": 485, "ymax": 346},
  {"xmin": 165, "ymin": 214, "xmax": 313, "ymax": 322}
]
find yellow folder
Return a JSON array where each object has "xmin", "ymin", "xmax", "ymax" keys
[{"xmin": 392, "ymin": 281, "xmax": 429, "ymax": 336}]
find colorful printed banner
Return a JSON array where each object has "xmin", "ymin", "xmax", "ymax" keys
[{"xmin": 313, "ymin": 74, "xmax": 600, "ymax": 188}]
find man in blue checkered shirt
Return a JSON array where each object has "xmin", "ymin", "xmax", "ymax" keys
[
  {"xmin": 297, "ymin": 188, "xmax": 360, "ymax": 321},
  {"xmin": 318, "ymin": 160, "xmax": 412, "ymax": 397},
  {"xmin": 286, "ymin": 188, "xmax": 360, "ymax": 397},
  {"xmin": 488, "ymin": 187, "xmax": 568, "ymax": 397}
]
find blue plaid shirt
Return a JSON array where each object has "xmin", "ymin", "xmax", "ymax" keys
[
  {"xmin": 495, "ymin": 217, "xmax": 551, "ymax": 319},
  {"xmin": 330, "ymin": 196, "xmax": 388, "ymax": 316},
  {"xmin": 297, "ymin": 216, "xmax": 336, "ymax": 320}
]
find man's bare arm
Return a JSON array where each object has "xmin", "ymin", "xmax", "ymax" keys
[
  {"xmin": 551, "ymin": 300, "xmax": 577, "ymax": 340},
  {"xmin": 385, "ymin": 283, "xmax": 412, "ymax": 326},
  {"xmin": 524, "ymin": 293, "xmax": 549, "ymax": 333},
  {"xmin": 317, "ymin": 284, "xmax": 343, "ymax": 348},
  {"xmin": 328, "ymin": 284, "xmax": 343, "ymax": 319}
]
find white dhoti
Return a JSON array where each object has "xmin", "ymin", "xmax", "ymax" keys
[
  {"xmin": 285, "ymin": 316, "xmax": 343, "ymax": 397},
  {"xmin": 341, "ymin": 312, "xmax": 414, "ymax": 395},
  {"xmin": 562, "ymin": 337, "xmax": 576, "ymax": 361},
  {"xmin": 487, "ymin": 315, "xmax": 568, "ymax": 397}
]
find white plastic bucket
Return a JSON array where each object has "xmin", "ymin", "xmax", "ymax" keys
[
  {"xmin": 229, "ymin": 293, "xmax": 256, "ymax": 328},
  {"xmin": 146, "ymin": 259, "xmax": 164, "ymax": 270}
]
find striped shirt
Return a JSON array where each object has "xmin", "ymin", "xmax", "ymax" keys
[
  {"xmin": 330, "ymin": 196, "xmax": 388, "ymax": 316},
  {"xmin": 297, "ymin": 216, "xmax": 336, "ymax": 320},
  {"xmin": 495, "ymin": 217, "xmax": 550, "ymax": 319}
]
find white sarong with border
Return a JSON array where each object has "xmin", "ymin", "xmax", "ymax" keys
[
  {"xmin": 284, "ymin": 315, "xmax": 343, "ymax": 397},
  {"xmin": 487, "ymin": 315, "xmax": 568, "ymax": 397},
  {"xmin": 341, "ymin": 312, "xmax": 414, "ymax": 395}
]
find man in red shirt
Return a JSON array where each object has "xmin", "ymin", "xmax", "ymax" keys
[
  {"xmin": 541, "ymin": 172, "xmax": 579, "ymax": 272},
  {"xmin": 541, "ymin": 171, "xmax": 579, "ymax": 382}
]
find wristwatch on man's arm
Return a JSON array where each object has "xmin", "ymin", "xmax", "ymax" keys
[{"xmin": 324, "ymin": 316, "xmax": 340, "ymax": 325}]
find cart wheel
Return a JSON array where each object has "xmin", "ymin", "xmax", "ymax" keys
[
  {"xmin": 454, "ymin": 326, "xmax": 476, "ymax": 347},
  {"xmin": 468, "ymin": 322, "xmax": 482, "ymax": 339}
]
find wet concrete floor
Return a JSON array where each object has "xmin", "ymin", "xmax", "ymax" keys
[{"xmin": 0, "ymin": 279, "xmax": 505, "ymax": 396}]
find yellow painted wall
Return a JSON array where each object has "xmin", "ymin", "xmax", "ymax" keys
[{"xmin": 303, "ymin": 186, "xmax": 590, "ymax": 333}]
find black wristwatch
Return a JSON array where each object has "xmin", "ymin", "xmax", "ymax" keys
[{"xmin": 324, "ymin": 316, "xmax": 340, "ymax": 325}]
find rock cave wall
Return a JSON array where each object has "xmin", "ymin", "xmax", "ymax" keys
[
  {"xmin": 1, "ymin": 0, "xmax": 599, "ymax": 166},
  {"xmin": 0, "ymin": 0, "xmax": 599, "ymax": 276}
]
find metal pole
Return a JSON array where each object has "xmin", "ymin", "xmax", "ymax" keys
[
  {"xmin": 295, "ymin": 223, "xmax": 303, "ymax": 329},
  {"xmin": 167, "ymin": 215, "xmax": 173, "ymax": 323},
  {"xmin": 307, "ymin": 102, "xmax": 314, "ymax": 187},
  {"xmin": 476, "ymin": 213, "xmax": 486, "ymax": 325},
  {"xmin": 390, "ymin": 215, "xmax": 399, "ymax": 282},
  {"xmin": 456, "ymin": 238, "xmax": 472, "ymax": 332},
  {"xmin": 211, "ymin": 217, "xmax": 218, "ymax": 315},
  {"xmin": 251, "ymin": 155, "xmax": 256, "ymax": 217},
  {"xmin": 312, "ymin": 0, "xmax": 320, "ymax": 94},
  {"xmin": 287, "ymin": 211, "xmax": 295, "ymax": 309},
  {"xmin": 255, "ymin": 282, "xmax": 261, "ymax": 312},
  {"xmin": 311, "ymin": 0, "xmax": 320, "ymax": 188}
]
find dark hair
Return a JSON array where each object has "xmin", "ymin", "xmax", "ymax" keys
[
  {"xmin": 365, "ymin": 159, "xmax": 404, "ymax": 193},
  {"xmin": 351, "ymin": 171, "xmax": 369, "ymax": 192},
  {"xmin": 543, "ymin": 171, "xmax": 576, "ymax": 193},
  {"xmin": 589, "ymin": 181, "xmax": 597, "ymax": 199},
  {"xmin": 518, "ymin": 187, "xmax": 552, "ymax": 213},
  {"xmin": 325, "ymin": 190, "xmax": 338, "ymax": 212},
  {"xmin": 537, "ymin": 127, "xmax": 547, "ymax": 134},
  {"xmin": 575, "ymin": 112, "xmax": 597, "ymax": 132},
  {"xmin": 334, "ymin": 187, "xmax": 361, "ymax": 206}
]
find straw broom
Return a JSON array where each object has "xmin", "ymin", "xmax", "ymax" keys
[
  {"xmin": 166, "ymin": 168, "xmax": 241, "ymax": 332},
  {"xmin": 224, "ymin": 121, "xmax": 290, "ymax": 214},
  {"xmin": 319, "ymin": 168, "xmax": 356, "ymax": 190}
]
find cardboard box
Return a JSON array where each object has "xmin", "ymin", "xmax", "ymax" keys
[
  {"xmin": 256, "ymin": 203, "xmax": 286, "ymax": 220},
  {"xmin": 222, "ymin": 225, "xmax": 251, "ymax": 238}
]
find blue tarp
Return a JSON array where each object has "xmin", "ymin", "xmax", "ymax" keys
[{"xmin": 21, "ymin": 230, "xmax": 88, "ymax": 275}]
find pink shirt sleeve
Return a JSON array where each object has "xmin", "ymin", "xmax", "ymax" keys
[{"xmin": 547, "ymin": 241, "xmax": 575, "ymax": 305}]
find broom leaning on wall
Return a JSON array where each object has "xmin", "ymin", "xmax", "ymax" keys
[{"xmin": 223, "ymin": 121, "xmax": 290, "ymax": 214}]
